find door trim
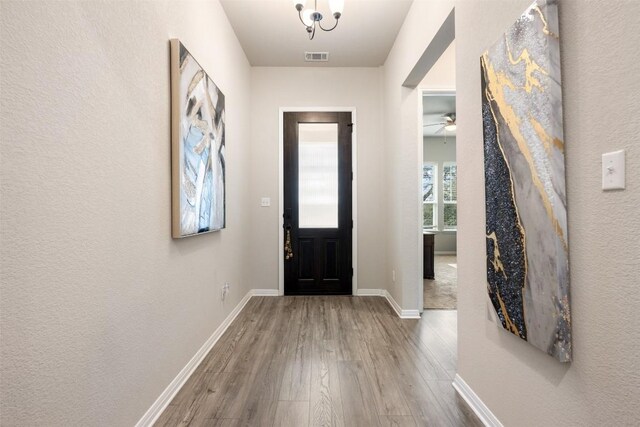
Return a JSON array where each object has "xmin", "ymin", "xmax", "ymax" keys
[{"xmin": 278, "ymin": 107, "xmax": 357, "ymax": 296}]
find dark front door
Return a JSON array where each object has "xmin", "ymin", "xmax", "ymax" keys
[{"xmin": 283, "ymin": 112, "xmax": 352, "ymax": 295}]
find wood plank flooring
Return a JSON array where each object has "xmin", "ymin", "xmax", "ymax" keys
[{"xmin": 155, "ymin": 297, "xmax": 481, "ymax": 427}]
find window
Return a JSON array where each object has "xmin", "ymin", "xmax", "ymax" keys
[
  {"xmin": 298, "ymin": 123, "xmax": 339, "ymax": 228},
  {"xmin": 443, "ymin": 162, "xmax": 457, "ymax": 230},
  {"xmin": 422, "ymin": 163, "xmax": 437, "ymax": 229}
]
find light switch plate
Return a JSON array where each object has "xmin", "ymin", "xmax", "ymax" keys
[
  {"xmin": 602, "ymin": 150, "xmax": 626, "ymax": 190},
  {"xmin": 260, "ymin": 197, "xmax": 271, "ymax": 207}
]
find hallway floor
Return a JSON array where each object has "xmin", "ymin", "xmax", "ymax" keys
[
  {"xmin": 155, "ymin": 296, "xmax": 480, "ymax": 426},
  {"xmin": 424, "ymin": 255, "xmax": 458, "ymax": 310}
]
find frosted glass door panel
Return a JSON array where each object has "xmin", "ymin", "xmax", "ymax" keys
[{"xmin": 298, "ymin": 123, "xmax": 339, "ymax": 228}]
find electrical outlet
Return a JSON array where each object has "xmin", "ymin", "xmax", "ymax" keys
[{"xmin": 392, "ymin": 270, "xmax": 396, "ymax": 282}]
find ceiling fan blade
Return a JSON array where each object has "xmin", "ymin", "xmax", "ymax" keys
[
  {"xmin": 423, "ymin": 122, "xmax": 446, "ymax": 127},
  {"xmin": 435, "ymin": 126, "xmax": 445, "ymax": 134}
]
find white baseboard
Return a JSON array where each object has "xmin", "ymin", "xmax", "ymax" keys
[
  {"xmin": 356, "ymin": 288, "xmax": 385, "ymax": 296},
  {"xmin": 356, "ymin": 289, "xmax": 420, "ymax": 319},
  {"xmin": 383, "ymin": 290, "xmax": 421, "ymax": 319},
  {"xmin": 251, "ymin": 289, "xmax": 279, "ymax": 296},
  {"xmin": 452, "ymin": 374, "xmax": 503, "ymax": 427},
  {"xmin": 135, "ymin": 290, "xmax": 254, "ymax": 427}
]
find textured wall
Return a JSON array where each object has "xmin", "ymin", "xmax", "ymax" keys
[
  {"xmin": 248, "ymin": 67, "xmax": 386, "ymax": 293},
  {"xmin": 383, "ymin": 0, "xmax": 455, "ymax": 309},
  {"xmin": 0, "ymin": 1, "xmax": 251, "ymax": 425},
  {"xmin": 456, "ymin": 0, "xmax": 640, "ymax": 424}
]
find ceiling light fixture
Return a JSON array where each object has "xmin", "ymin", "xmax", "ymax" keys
[
  {"xmin": 445, "ymin": 124, "xmax": 457, "ymax": 132},
  {"xmin": 293, "ymin": 0, "xmax": 344, "ymax": 40}
]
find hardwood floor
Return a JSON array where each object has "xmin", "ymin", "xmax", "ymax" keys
[{"xmin": 155, "ymin": 297, "xmax": 481, "ymax": 427}]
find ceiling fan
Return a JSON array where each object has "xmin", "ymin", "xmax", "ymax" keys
[{"xmin": 423, "ymin": 113, "xmax": 457, "ymax": 134}]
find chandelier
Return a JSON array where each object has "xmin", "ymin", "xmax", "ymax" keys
[{"xmin": 293, "ymin": 0, "xmax": 345, "ymax": 40}]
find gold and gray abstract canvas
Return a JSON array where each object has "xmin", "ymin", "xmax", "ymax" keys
[{"xmin": 481, "ymin": 0, "xmax": 571, "ymax": 362}]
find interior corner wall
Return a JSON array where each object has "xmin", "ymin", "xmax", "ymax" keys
[
  {"xmin": 455, "ymin": 1, "xmax": 640, "ymax": 425},
  {"xmin": 383, "ymin": 0, "xmax": 455, "ymax": 310},
  {"xmin": 248, "ymin": 67, "xmax": 386, "ymax": 293},
  {"xmin": 0, "ymin": 1, "xmax": 251, "ymax": 425}
]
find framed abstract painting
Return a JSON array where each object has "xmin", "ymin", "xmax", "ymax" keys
[
  {"xmin": 481, "ymin": 0, "xmax": 571, "ymax": 362},
  {"xmin": 170, "ymin": 39, "xmax": 226, "ymax": 238}
]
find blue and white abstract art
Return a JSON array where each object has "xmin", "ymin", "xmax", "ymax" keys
[{"xmin": 170, "ymin": 39, "xmax": 225, "ymax": 237}]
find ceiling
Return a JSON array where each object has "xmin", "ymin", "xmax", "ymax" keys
[
  {"xmin": 423, "ymin": 94, "xmax": 456, "ymax": 137},
  {"xmin": 220, "ymin": 0, "xmax": 414, "ymax": 67}
]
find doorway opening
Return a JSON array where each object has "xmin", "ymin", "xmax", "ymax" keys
[{"xmin": 421, "ymin": 92, "xmax": 457, "ymax": 310}]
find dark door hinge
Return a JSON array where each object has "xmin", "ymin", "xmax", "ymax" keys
[
  {"xmin": 351, "ymin": 219, "xmax": 354, "ymax": 229},
  {"xmin": 348, "ymin": 123, "xmax": 353, "ymax": 133}
]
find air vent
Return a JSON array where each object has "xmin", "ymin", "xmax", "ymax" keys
[{"xmin": 305, "ymin": 52, "xmax": 329, "ymax": 62}]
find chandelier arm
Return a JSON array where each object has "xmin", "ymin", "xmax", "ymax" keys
[
  {"xmin": 318, "ymin": 17, "xmax": 339, "ymax": 32},
  {"xmin": 298, "ymin": 9, "xmax": 307, "ymax": 27},
  {"xmin": 309, "ymin": 23, "xmax": 316, "ymax": 40}
]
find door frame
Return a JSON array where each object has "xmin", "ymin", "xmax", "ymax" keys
[
  {"xmin": 278, "ymin": 107, "xmax": 358, "ymax": 296},
  {"xmin": 419, "ymin": 89, "xmax": 456, "ymax": 312}
]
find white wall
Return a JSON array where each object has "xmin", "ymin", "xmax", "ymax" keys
[
  {"xmin": 456, "ymin": 0, "xmax": 640, "ymax": 425},
  {"xmin": 0, "ymin": 1, "xmax": 251, "ymax": 425},
  {"xmin": 383, "ymin": 0, "xmax": 455, "ymax": 309},
  {"xmin": 424, "ymin": 137, "xmax": 457, "ymax": 252},
  {"xmin": 420, "ymin": 40, "xmax": 456, "ymax": 89},
  {"xmin": 248, "ymin": 67, "xmax": 386, "ymax": 293}
]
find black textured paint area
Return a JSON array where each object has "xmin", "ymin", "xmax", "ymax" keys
[{"xmin": 481, "ymin": 59, "xmax": 527, "ymax": 340}]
